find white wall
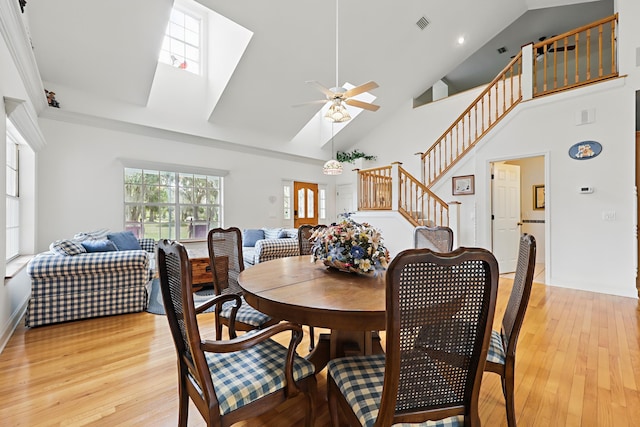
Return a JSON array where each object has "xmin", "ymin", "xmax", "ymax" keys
[
  {"xmin": 36, "ymin": 118, "xmax": 335, "ymax": 251},
  {"xmin": 354, "ymin": 77, "xmax": 636, "ymax": 297}
]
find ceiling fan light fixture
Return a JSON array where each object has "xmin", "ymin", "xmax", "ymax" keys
[
  {"xmin": 323, "ymin": 159, "xmax": 343, "ymax": 175},
  {"xmin": 324, "ymin": 100, "xmax": 351, "ymax": 122}
]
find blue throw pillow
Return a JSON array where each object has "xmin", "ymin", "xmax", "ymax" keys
[
  {"xmin": 82, "ymin": 239, "xmax": 118, "ymax": 253},
  {"xmin": 107, "ymin": 231, "xmax": 142, "ymax": 251},
  {"xmin": 277, "ymin": 229, "xmax": 288, "ymax": 239},
  {"xmin": 243, "ymin": 229, "xmax": 265, "ymax": 247}
]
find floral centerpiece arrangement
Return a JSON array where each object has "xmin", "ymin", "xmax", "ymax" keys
[{"xmin": 311, "ymin": 213, "xmax": 390, "ymax": 275}]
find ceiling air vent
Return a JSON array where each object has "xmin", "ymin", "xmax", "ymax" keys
[
  {"xmin": 497, "ymin": 46, "xmax": 508, "ymax": 54},
  {"xmin": 416, "ymin": 16, "xmax": 430, "ymax": 30}
]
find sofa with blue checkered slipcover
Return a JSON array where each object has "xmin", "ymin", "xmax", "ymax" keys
[
  {"xmin": 242, "ymin": 227, "xmax": 300, "ymax": 266},
  {"xmin": 25, "ymin": 231, "xmax": 156, "ymax": 327}
]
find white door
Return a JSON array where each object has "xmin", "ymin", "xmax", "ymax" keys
[
  {"xmin": 336, "ymin": 184, "xmax": 354, "ymax": 221},
  {"xmin": 492, "ymin": 163, "xmax": 521, "ymax": 273}
]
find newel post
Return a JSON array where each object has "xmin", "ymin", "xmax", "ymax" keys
[
  {"xmin": 391, "ymin": 161, "xmax": 402, "ymax": 211},
  {"xmin": 448, "ymin": 201, "xmax": 461, "ymax": 249},
  {"xmin": 521, "ymin": 43, "xmax": 533, "ymax": 101}
]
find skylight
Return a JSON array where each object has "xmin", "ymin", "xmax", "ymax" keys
[{"xmin": 159, "ymin": 7, "xmax": 202, "ymax": 75}]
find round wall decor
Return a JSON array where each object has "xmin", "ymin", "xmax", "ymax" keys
[{"xmin": 568, "ymin": 141, "xmax": 602, "ymax": 160}]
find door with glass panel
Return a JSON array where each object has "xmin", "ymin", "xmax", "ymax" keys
[{"xmin": 293, "ymin": 182, "xmax": 318, "ymax": 228}]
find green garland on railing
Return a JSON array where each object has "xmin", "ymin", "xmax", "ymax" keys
[{"xmin": 336, "ymin": 149, "xmax": 377, "ymax": 164}]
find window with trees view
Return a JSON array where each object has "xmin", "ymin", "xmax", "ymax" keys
[{"xmin": 124, "ymin": 168, "xmax": 222, "ymax": 240}]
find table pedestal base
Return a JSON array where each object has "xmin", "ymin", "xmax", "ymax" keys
[{"xmin": 307, "ymin": 331, "xmax": 383, "ymax": 373}]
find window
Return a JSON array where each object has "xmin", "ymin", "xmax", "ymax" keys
[
  {"xmin": 159, "ymin": 7, "xmax": 201, "ymax": 75},
  {"xmin": 6, "ymin": 126, "xmax": 19, "ymax": 260},
  {"xmin": 283, "ymin": 184, "xmax": 291, "ymax": 220},
  {"xmin": 124, "ymin": 168, "xmax": 222, "ymax": 240},
  {"xmin": 319, "ymin": 187, "xmax": 326, "ymax": 220}
]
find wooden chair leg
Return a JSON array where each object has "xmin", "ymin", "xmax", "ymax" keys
[
  {"xmin": 177, "ymin": 370, "xmax": 189, "ymax": 427},
  {"xmin": 503, "ymin": 369, "xmax": 516, "ymax": 427},
  {"xmin": 327, "ymin": 376, "xmax": 341, "ymax": 427},
  {"xmin": 303, "ymin": 382, "xmax": 317, "ymax": 427},
  {"xmin": 309, "ymin": 326, "xmax": 315, "ymax": 351}
]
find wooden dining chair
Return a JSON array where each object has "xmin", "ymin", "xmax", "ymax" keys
[
  {"xmin": 413, "ymin": 225, "xmax": 454, "ymax": 252},
  {"xmin": 485, "ymin": 233, "xmax": 537, "ymax": 427},
  {"xmin": 157, "ymin": 239, "xmax": 317, "ymax": 427},
  {"xmin": 298, "ymin": 224, "xmax": 327, "ymax": 351},
  {"xmin": 327, "ymin": 247, "xmax": 499, "ymax": 427},
  {"xmin": 207, "ymin": 227, "xmax": 279, "ymax": 340}
]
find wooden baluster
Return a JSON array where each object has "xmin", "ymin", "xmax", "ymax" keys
[
  {"xmin": 586, "ymin": 28, "xmax": 591, "ymax": 80},
  {"xmin": 509, "ymin": 65, "xmax": 514, "ymax": 105},
  {"xmin": 474, "ymin": 104, "xmax": 478, "ymax": 141},
  {"xmin": 611, "ymin": 18, "xmax": 616, "ymax": 74},
  {"xmin": 574, "ymin": 33, "xmax": 579, "ymax": 84},
  {"xmin": 543, "ymin": 44, "xmax": 548, "ymax": 92},
  {"xmin": 488, "ymin": 89, "xmax": 492, "ymax": 127},
  {"xmin": 563, "ymin": 37, "xmax": 568, "ymax": 86},
  {"xmin": 553, "ymin": 40, "xmax": 558, "ymax": 89},
  {"xmin": 598, "ymin": 24, "xmax": 603, "ymax": 77}
]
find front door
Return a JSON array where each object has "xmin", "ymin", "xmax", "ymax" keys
[
  {"xmin": 492, "ymin": 162, "xmax": 521, "ymax": 273},
  {"xmin": 294, "ymin": 181, "xmax": 319, "ymax": 228}
]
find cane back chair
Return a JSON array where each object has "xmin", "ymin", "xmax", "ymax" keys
[
  {"xmin": 298, "ymin": 224, "xmax": 327, "ymax": 351},
  {"xmin": 207, "ymin": 227, "xmax": 279, "ymax": 339},
  {"xmin": 157, "ymin": 239, "xmax": 317, "ymax": 427},
  {"xmin": 485, "ymin": 234, "xmax": 536, "ymax": 427},
  {"xmin": 327, "ymin": 247, "xmax": 499, "ymax": 427}
]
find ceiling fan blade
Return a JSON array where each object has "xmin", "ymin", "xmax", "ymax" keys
[
  {"xmin": 305, "ymin": 81, "xmax": 335, "ymax": 98},
  {"xmin": 291, "ymin": 100, "xmax": 329, "ymax": 108},
  {"xmin": 343, "ymin": 81, "xmax": 379, "ymax": 98},
  {"xmin": 345, "ymin": 98, "xmax": 380, "ymax": 112}
]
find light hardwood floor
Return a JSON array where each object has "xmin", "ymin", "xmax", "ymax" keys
[{"xmin": 0, "ymin": 278, "xmax": 638, "ymax": 426}]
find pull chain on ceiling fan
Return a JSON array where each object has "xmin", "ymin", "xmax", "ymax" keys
[{"xmin": 296, "ymin": 0, "xmax": 380, "ymax": 122}]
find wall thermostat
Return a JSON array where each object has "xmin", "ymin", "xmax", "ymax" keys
[{"xmin": 579, "ymin": 186, "xmax": 594, "ymax": 194}]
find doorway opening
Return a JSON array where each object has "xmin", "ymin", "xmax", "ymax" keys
[{"xmin": 491, "ymin": 156, "xmax": 546, "ymax": 282}]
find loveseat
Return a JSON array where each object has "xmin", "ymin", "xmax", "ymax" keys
[
  {"xmin": 242, "ymin": 227, "xmax": 300, "ymax": 266},
  {"xmin": 25, "ymin": 230, "xmax": 155, "ymax": 327}
]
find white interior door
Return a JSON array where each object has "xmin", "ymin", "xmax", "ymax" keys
[
  {"xmin": 336, "ymin": 184, "xmax": 354, "ymax": 221},
  {"xmin": 492, "ymin": 163, "xmax": 521, "ymax": 273}
]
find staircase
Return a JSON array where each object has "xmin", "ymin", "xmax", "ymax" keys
[{"xmin": 356, "ymin": 14, "xmax": 618, "ymax": 230}]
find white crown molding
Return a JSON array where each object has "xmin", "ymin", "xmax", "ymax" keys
[
  {"xmin": 4, "ymin": 96, "xmax": 46, "ymax": 151},
  {"xmin": 0, "ymin": 0, "xmax": 47, "ymax": 113}
]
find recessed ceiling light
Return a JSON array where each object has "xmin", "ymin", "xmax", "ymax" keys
[{"xmin": 457, "ymin": 36, "xmax": 465, "ymax": 45}]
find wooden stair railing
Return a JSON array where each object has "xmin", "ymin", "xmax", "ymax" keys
[
  {"xmin": 357, "ymin": 165, "xmax": 449, "ymax": 227},
  {"xmin": 397, "ymin": 166, "xmax": 448, "ymax": 227},
  {"xmin": 357, "ymin": 165, "xmax": 393, "ymax": 211},
  {"xmin": 533, "ymin": 14, "xmax": 617, "ymax": 97},
  {"xmin": 356, "ymin": 15, "xmax": 619, "ymax": 230},
  {"xmin": 421, "ymin": 53, "xmax": 523, "ymax": 188}
]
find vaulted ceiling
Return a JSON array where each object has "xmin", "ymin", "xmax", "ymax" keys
[{"xmin": 25, "ymin": 0, "xmax": 613, "ymax": 159}]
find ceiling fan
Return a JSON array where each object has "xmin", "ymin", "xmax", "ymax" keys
[{"xmin": 296, "ymin": 0, "xmax": 380, "ymax": 121}]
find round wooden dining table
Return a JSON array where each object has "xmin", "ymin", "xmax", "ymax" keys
[{"xmin": 237, "ymin": 256, "xmax": 386, "ymax": 372}]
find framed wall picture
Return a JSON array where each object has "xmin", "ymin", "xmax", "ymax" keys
[
  {"xmin": 533, "ymin": 184, "xmax": 545, "ymax": 210},
  {"xmin": 452, "ymin": 175, "xmax": 475, "ymax": 195}
]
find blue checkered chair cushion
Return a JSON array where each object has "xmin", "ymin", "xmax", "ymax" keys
[
  {"xmin": 219, "ymin": 295, "xmax": 272, "ymax": 327},
  {"xmin": 207, "ymin": 330, "xmax": 315, "ymax": 415},
  {"xmin": 328, "ymin": 354, "xmax": 464, "ymax": 427},
  {"xmin": 487, "ymin": 329, "xmax": 506, "ymax": 365}
]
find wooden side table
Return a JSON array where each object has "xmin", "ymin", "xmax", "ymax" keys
[{"xmin": 182, "ymin": 243, "xmax": 228, "ymax": 292}]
